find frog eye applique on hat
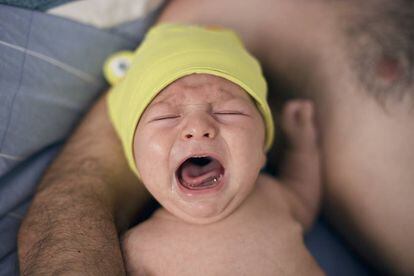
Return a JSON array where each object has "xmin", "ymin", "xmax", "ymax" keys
[{"xmin": 103, "ymin": 51, "xmax": 134, "ymax": 85}]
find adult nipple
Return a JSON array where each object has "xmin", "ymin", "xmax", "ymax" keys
[{"xmin": 375, "ymin": 56, "xmax": 404, "ymax": 85}]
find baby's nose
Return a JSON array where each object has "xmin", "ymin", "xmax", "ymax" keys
[{"xmin": 181, "ymin": 114, "xmax": 217, "ymax": 140}]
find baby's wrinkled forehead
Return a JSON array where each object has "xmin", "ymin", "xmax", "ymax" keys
[{"xmin": 149, "ymin": 74, "xmax": 253, "ymax": 107}]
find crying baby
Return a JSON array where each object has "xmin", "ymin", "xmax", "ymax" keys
[{"xmin": 107, "ymin": 24, "xmax": 324, "ymax": 276}]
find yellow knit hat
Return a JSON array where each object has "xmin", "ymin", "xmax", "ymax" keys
[{"xmin": 106, "ymin": 24, "xmax": 274, "ymax": 174}]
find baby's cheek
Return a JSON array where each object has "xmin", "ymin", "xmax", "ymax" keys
[
  {"xmin": 135, "ymin": 136, "xmax": 170, "ymax": 185},
  {"xmin": 134, "ymin": 132, "xmax": 160, "ymax": 163}
]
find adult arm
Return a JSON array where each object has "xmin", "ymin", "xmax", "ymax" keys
[{"xmin": 18, "ymin": 94, "xmax": 150, "ymax": 275}]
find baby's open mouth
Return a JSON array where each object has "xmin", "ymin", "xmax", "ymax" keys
[{"xmin": 176, "ymin": 156, "xmax": 225, "ymax": 190}]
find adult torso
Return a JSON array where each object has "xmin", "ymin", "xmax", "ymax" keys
[{"xmin": 158, "ymin": 0, "xmax": 414, "ymax": 273}]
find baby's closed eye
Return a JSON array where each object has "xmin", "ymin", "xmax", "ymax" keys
[
  {"xmin": 212, "ymin": 111, "xmax": 253, "ymax": 125},
  {"xmin": 213, "ymin": 111, "xmax": 247, "ymax": 116},
  {"xmin": 149, "ymin": 114, "xmax": 181, "ymax": 122}
]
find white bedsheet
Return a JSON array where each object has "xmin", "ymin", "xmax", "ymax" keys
[{"xmin": 47, "ymin": 0, "xmax": 164, "ymax": 27}]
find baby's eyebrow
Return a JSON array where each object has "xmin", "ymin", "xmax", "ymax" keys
[
  {"xmin": 215, "ymin": 96, "xmax": 255, "ymax": 106},
  {"xmin": 147, "ymin": 101, "xmax": 165, "ymax": 109},
  {"xmin": 214, "ymin": 88, "xmax": 246, "ymax": 102},
  {"xmin": 143, "ymin": 102, "xmax": 174, "ymax": 119}
]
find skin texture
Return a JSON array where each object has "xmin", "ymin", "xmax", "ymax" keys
[
  {"xmin": 18, "ymin": 96, "xmax": 151, "ymax": 275},
  {"xmin": 18, "ymin": 0, "xmax": 414, "ymax": 274},
  {"xmin": 123, "ymin": 88, "xmax": 322, "ymax": 275}
]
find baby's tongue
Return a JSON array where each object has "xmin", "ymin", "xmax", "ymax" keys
[{"xmin": 180, "ymin": 159, "xmax": 222, "ymax": 188}]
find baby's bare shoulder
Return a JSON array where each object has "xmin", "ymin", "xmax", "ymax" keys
[
  {"xmin": 252, "ymin": 173, "xmax": 297, "ymax": 210},
  {"xmin": 121, "ymin": 210, "xmax": 187, "ymax": 275},
  {"xmin": 255, "ymin": 173, "xmax": 318, "ymax": 228}
]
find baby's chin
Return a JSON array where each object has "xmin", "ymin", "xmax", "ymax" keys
[{"xmin": 163, "ymin": 199, "xmax": 240, "ymax": 225}]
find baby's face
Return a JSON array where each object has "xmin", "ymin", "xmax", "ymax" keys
[{"xmin": 133, "ymin": 74, "xmax": 266, "ymax": 224}]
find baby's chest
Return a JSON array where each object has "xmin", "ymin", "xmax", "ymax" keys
[{"xmin": 131, "ymin": 213, "xmax": 318, "ymax": 276}]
